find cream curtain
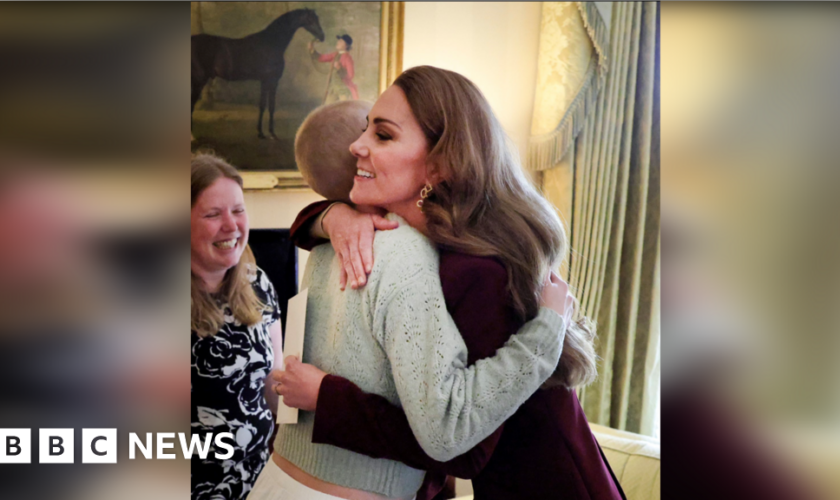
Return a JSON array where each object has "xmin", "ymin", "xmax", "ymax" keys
[
  {"xmin": 531, "ymin": 2, "xmax": 660, "ymax": 435},
  {"xmin": 528, "ymin": 2, "xmax": 609, "ymax": 174}
]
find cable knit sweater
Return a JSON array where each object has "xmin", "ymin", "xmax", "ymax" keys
[{"xmin": 273, "ymin": 214, "xmax": 565, "ymax": 498}]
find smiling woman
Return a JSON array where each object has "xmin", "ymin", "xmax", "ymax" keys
[
  {"xmin": 191, "ymin": 176, "xmax": 249, "ymax": 292},
  {"xmin": 348, "ymin": 85, "xmax": 433, "ymax": 232},
  {"xmin": 190, "ymin": 153, "xmax": 285, "ymax": 500}
]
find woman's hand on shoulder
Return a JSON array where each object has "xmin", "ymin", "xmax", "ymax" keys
[
  {"xmin": 540, "ymin": 271, "xmax": 575, "ymax": 327},
  {"xmin": 321, "ymin": 203, "xmax": 399, "ymax": 290},
  {"xmin": 273, "ymin": 356, "xmax": 327, "ymax": 412}
]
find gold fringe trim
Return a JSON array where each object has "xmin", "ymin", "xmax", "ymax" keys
[
  {"xmin": 527, "ymin": 59, "xmax": 599, "ymax": 171},
  {"xmin": 577, "ymin": 1, "xmax": 610, "ymax": 83},
  {"xmin": 527, "ymin": 2, "xmax": 610, "ymax": 172}
]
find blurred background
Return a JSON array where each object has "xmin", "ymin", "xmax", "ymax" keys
[
  {"xmin": 0, "ymin": 3, "xmax": 189, "ymax": 500},
  {"xmin": 0, "ymin": 1, "xmax": 839, "ymax": 499},
  {"xmin": 663, "ymin": 2, "xmax": 840, "ymax": 499}
]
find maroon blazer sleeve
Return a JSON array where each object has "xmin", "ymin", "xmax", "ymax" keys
[
  {"xmin": 311, "ymin": 255, "xmax": 521, "ymax": 479},
  {"xmin": 313, "ymin": 375, "xmax": 500, "ymax": 478},
  {"xmin": 289, "ymin": 200, "xmax": 333, "ymax": 250}
]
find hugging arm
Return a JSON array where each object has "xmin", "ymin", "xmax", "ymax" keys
[
  {"xmin": 313, "ymin": 374, "xmax": 501, "ymax": 478},
  {"xmin": 311, "ymin": 260, "xmax": 519, "ymax": 476},
  {"xmin": 379, "ymin": 266, "xmax": 565, "ymax": 462},
  {"xmin": 293, "ymin": 202, "xmax": 567, "ymax": 462},
  {"xmin": 289, "ymin": 200, "xmax": 333, "ymax": 251},
  {"xmin": 289, "ymin": 201, "xmax": 398, "ymax": 290}
]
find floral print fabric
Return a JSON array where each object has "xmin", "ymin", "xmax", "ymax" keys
[{"xmin": 191, "ymin": 267, "xmax": 281, "ymax": 500}]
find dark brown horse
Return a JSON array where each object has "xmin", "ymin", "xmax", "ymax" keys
[{"xmin": 191, "ymin": 8, "xmax": 325, "ymax": 139}]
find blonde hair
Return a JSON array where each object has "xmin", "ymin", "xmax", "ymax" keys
[
  {"xmin": 191, "ymin": 153, "xmax": 266, "ymax": 338},
  {"xmin": 394, "ymin": 66, "xmax": 597, "ymax": 388}
]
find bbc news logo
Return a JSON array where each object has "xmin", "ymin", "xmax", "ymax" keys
[{"xmin": 0, "ymin": 429, "xmax": 234, "ymax": 464}]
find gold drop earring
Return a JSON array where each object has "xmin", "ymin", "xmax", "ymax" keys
[{"xmin": 417, "ymin": 183, "xmax": 433, "ymax": 210}]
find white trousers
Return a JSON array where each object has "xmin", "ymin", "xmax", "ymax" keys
[{"xmin": 246, "ymin": 458, "xmax": 347, "ymax": 500}]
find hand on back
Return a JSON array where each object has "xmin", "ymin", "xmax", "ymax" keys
[
  {"xmin": 540, "ymin": 271, "xmax": 575, "ymax": 327},
  {"xmin": 321, "ymin": 202, "xmax": 399, "ymax": 290}
]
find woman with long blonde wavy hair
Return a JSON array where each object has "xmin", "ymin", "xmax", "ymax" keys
[
  {"xmin": 274, "ymin": 66, "xmax": 623, "ymax": 499},
  {"xmin": 191, "ymin": 153, "xmax": 284, "ymax": 500}
]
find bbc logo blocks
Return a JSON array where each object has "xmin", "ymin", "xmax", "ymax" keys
[
  {"xmin": 82, "ymin": 429, "xmax": 117, "ymax": 464},
  {"xmin": 1, "ymin": 429, "xmax": 233, "ymax": 462},
  {"xmin": 0, "ymin": 429, "xmax": 117, "ymax": 464},
  {"xmin": 39, "ymin": 429, "xmax": 74, "ymax": 464},
  {"xmin": 0, "ymin": 429, "xmax": 31, "ymax": 464}
]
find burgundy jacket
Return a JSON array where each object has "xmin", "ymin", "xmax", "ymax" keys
[{"xmin": 290, "ymin": 201, "xmax": 625, "ymax": 500}]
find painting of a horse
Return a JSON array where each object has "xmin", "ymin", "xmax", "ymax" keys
[
  {"xmin": 190, "ymin": 2, "xmax": 384, "ymax": 174},
  {"xmin": 191, "ymin": 8, "xmax": 325, "ymax": 139}
]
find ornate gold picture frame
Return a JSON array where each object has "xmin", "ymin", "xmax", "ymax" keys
[{"xmin": 190, "ymin": 2, "xmax": 404, "ymax": 190}]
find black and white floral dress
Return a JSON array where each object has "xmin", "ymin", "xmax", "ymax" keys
[{"xmin": 191, "ymin": 266, "xmax": 281, "ymax": 500}]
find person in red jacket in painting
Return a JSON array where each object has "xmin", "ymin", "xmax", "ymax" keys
[{"xmin": 309, "ymin": 34, "xmax": 359, "ymax": 102}]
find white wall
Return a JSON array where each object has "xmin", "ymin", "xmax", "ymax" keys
[
  {"xmin": 246, "ymin": 2, "xmax": 544, "ymax": 290},
  {"xmin": 403, "ymin": 2, "xmax": 543, "ymax": 156},
  {"xmin": 245, "ymin": 189, "xmax": 324, "ymax": 284},
  {"xmin": 246, "ymin": 189, "xmax": 324, "ymax": 230}
]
